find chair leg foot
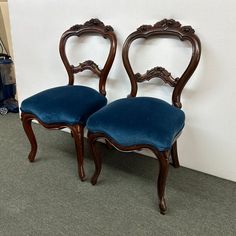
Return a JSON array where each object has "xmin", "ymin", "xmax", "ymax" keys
[
  {"xmin": 156, "ymin": 151, "xmax": 169, "ymax": 215},
  {"xmin": 21, "ymin": 113, "xmax": 37, "ymax": 162},
  {"xmin": 159, "ymin": 198, "xmax": 167, "ymax": 215},
  {"xmin": 70, "ymin": 125, "xmax": 85, "ymax": 181},
  {"xmin": 91, "ymin": 176, "xmax": 98, "ymax": 185},
  {"xmin": 171, "ymin": 141, "xmax": 180, "ymax": 168},
  {"xmin": 88, "ymin": 133, "xmax": 102, "ymax": 185},
  {"xmin": 78, "ymin": 165, "xmax": 85, "ymax": 182}
]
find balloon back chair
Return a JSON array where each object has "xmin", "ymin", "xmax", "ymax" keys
[
  {"xmin": 20, "ymin": 19, "xmax": 117, "ymax": 181},
  {"xmin": 87, "ymin": 19, "xmax": 201, "ymax": 214}
]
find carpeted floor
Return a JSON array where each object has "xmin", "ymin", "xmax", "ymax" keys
[{"xmin": 0, "ymin": 113, "xmax": 235, "ymax": 236}]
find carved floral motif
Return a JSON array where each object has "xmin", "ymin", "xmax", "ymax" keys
[
  {"xmin": 70, "ymin": 18, "xmax": 114, "ymax": 32},
  {"xmin": 135, "ymin": 66, "xmax": 178, "ymax": 87},
  {"xmin": 79, "ymin": 60, "xmax": 100, "ymax": 70},
  {"xmin": 136, "ymin": 19, "xmax": 194, "ymax": 34},
  {"xmin": 180, "ymin": 26, "xmax": 195, "ymax": 34},
  {"xmin": 72, "ymin": 60, "xmax": 101, "ymax": 76},
  {"xmin": 154, "ymin": 19, "xmax": 181, "ymax": 29},
  {"xmin": 136, "ymin": 25, "xmax": 153, "ymax": 33},
  {"xmin": 70, "ymin": 24, "xmax": 83, "ymax": 31}
]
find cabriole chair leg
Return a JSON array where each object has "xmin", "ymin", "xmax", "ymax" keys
[
  {"xmin": 70, "ymin": 125, "xmax": 85, "ymax": 181},
  {"xmin": 88, "ymin": 135, "xmax": 102, "ymax": 185},
  {"xmin": 155, "ymin": 150, "xmax": 169, "ymax": 215},
  {"xmin": 171, "ymin": 141, "xmax": 180, "ymax": 168},
  {"xmin": 21, "ymin": 113, "xmax": 37, "ymax": 162}
]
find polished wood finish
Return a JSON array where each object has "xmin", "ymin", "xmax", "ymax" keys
[
  {"xmin": 135, "ymin": 66, "xmax": 177, "ymax": 87},
  {"xmin": 22, "ymin": 113, "xmax": 37, "ymax": 162},
  {"xmin": 171, "ymin": 141, "xmax": 180, "ymax": 168},
  {"xmin": 21, "ymin": 19, "xmax": 117, "ymax": 181},
  {"xmin": 59, "ymin": 18, "xmax": 117, "ymax": 96},
  {"xmin": 88, "ymin": 131, "xmax": 170, "ymax": 214},
  {"xmin": 88, "ymin": 19, "xmax": 201, "ymax": 214},
  {"xmin": 122, "ymin": 18, "xmax": 201, "ymax": 108},
  {"xmin": 21, "ymin": 113, "xmax": 86, "ymax": 180},
  {"xmin": 155, "ymin": 150, "xmax": 169, "ymax": 214}
]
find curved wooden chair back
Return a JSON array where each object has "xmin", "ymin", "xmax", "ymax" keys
[
  {"xmin": 59, "ymin": 18, "xmax": 117, "ymax": 96},
  {"xmin": 122, "ymin": 19, "xmax": 201, "ymax": 108}
]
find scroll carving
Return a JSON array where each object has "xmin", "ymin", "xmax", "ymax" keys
[
  {"xmin": 134, "ymin": 66, "xmax": 178, "ymax": 87},
  {"xmin": 136, "ymin": 25, "xmax": 153, "ymax": 33},
  {"xmin": 154, "ymin": 19, "xmax": 181, "ymax": 29},
  {"xmin": 69, "ymin": 18, "xmax": 114, "ymax": 32},
  {"xmin": 136, "ymin": 19, "xmax": 195, "ymax": 35},
  {"xmin": 180, "ymin": 26, "xmax": 195, "ymax": 34},
  {"xmin": 70, "ymin": 24, "xmax": 83, "ymax": 31},
  {"xmin": 72, "ymin": 60, "xmax": 101, "ymax": 76}
]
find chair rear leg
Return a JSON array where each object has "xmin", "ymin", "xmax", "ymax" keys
[
  {"xmin": 105, "ymin": 140, "xmax": 113, "ymax": 150},
  {"xmin": 21, "ymin": 113, "xmax": 37, "ymax": 162},
  {"xmin": 88, "ymin": 133, "xmax": 102, "ymax": 185},
  {"xmin": 155, "ymin": 150, "xmax": 169, "ymax": 215},
  {"xmin": 171, "ymin": 141, "xmax": 180, "ymax": 168},
  {"xmin": 70, "ymin": 125, "xmax": 85, "ymax": 181}
]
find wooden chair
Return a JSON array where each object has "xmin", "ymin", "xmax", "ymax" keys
[
  {"xmin": 87, "ymin": 19, "xmax": 201, "ymax": 213},
  {"xmin": 20, "ymin": 19, "xmax": 117, "ymax": 181}
]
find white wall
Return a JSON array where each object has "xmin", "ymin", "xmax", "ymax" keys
[{"xmin": 8, "ymin": 0, "xmax": 236, "ymax": 182}]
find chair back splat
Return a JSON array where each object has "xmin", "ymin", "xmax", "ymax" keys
[
  {"xmin": 59, "ymin": 18, "xmax": 117, "ymax": 96},
  {"xmin": 87, "ymin": 19, "xmax": 201, "ymax": 214},
  {"xmin": 122, "ymin": 18, "xmax": 201, "ymax": 108}
]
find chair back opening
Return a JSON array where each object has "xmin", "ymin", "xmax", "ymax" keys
[
  {"xmin": 59, "ymin": 18, "xmax": 117, "ymax": 96},
  {"xmin": 122, "ymin": 19, "xmax": 201, "ymax": 108}
]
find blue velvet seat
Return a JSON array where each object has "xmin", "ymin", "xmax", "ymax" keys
[
  {"xmin": 20, "ymin": 19, "xmax": 117, "ymax": 181},
  {"xmin": 21, "ymin": 85, "xmax": 107, "ymax": 125},
  {"xmin": 87, "ymin": 19, "xmax": 201, "ymax": 214},
  {"xmin": 87, "ymin": 97, "xmax": 185, "ymax": 151}
]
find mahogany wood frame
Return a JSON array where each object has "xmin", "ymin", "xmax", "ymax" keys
[
  {"xmin": 88, "ymin": 19, "xmax": 201, "ymax": 214},
  {"xmin": 21, "ymin": 19, "xmax": 117, "ymax": 181}
]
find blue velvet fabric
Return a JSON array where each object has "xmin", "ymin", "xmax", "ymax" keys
[
  {"xmin": 87, "ymin": 97, "xmax": 185, "ymax": 151},
  {"xmin": 21, "ymin": 85, "xmax": 107, "ymax": 125}
]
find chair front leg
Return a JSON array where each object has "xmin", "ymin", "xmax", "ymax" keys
[
  {"xmin": 21, "ymin": 113, "xmax": 37, "ymax": 162},
  {"xmin": 154, "ymin": 150, "xmax": 169, "ymax": 215},
  {"xmin": 70, "ymin": 125, "xmax": 85, "ymax": 181},
  {"xmin": 171, "ymin": 141, "xmax": 180, "ymax": 168},
  {"xmin": 88, "ymin": 132, "xmax": 102, "ymax": 185}
]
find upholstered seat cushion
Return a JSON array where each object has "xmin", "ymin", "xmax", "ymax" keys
[
  {"xmin": 21, "ymin": 85, "xmax": 107, "ymax": 125},
  {"xmin": 87, "ymin": 97, "xmax": 185, "ymax": 151}
]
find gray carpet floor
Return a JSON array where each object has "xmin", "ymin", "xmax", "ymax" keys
[{"xmin": 0, "ymin": 113, "xmax": 235, "ymax": 236}]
